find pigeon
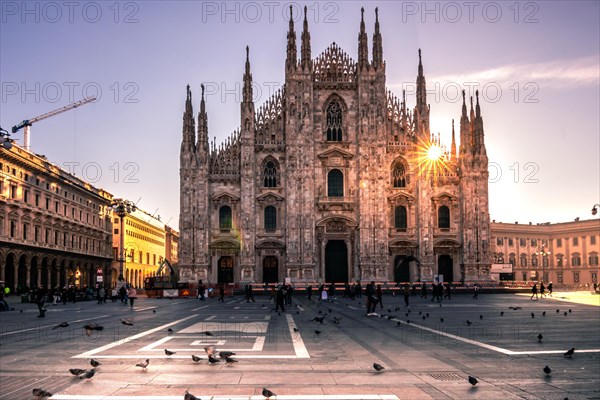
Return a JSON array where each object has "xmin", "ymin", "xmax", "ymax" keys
[
  {"xmin": 219, "ymin": 351, "xmax": 236, "ymax": 358},
  {"xmin": 405, "ymin": 313, "xmax": 409, "ymax": 317},
  {"xmin": 542, "ymin": 311, "xmax": 546, "ymax": 316},
  {"xmin": 191, "ymin": 355, "xmax": 202, "ymax": 362},
  {"xmin": 564, "ymin": 348, "xmax": 575, "ymax": 358},
  {"xmin": 440, "ymin": 318, "xmax": 444, "ymax": 323},
  {"xmin": 396, "ymin": 321, "xmax": 401, "ymax": 326},
  {"xmin": 373, "ymin": 363, "xmax": 385, "ymax": 372},
  {"xmin": 479, "ymin": 315, "xmax": 483, "ymax": 320},
  {"xmin": 184, "ymin": 390, "xmax": 200, "ymax": 400},
  {"xmin": 208, "ymin": 355, "xmax": 221, "ymax": 364},
  {"xmin": 311, "ymin": 316, "xmax": 325, "ymax": 324},
  {"xmin": 204, "ymin": 345, "xmax": 216, "ymax": 356},
  {"xmin": 165, "ymin": 349, "xmax": 176, "ymax": 356},
  {"xmin": 426, "ymin": 313, "xmax": 430, "ymax": 317},
  {"xmin": 531, "ymin": 313, "xmax": 535, "ymax": 318},
  {"xmin": 225, "ymin": 357, "xmax": 238, "ymax": 364},
  {"xmin": 32, "ymin": 388, "xmax": 53, "ymax": 398},
  {"xmin": 556, "ymin": 309, "xmax": 560, "ymax": 313},
  {"xmin": 52, "ymin": 322, "xmax": 69, "ymax": 330},
  {"xmin": 468, "ymin": 376, "xmax": 478, "ymax": 386},
  {"xmin": 564, "ymin": 312, "xmax": 568, "ymax": 316},
  {"xmin": 153, "ymin": 310, "xmax": 156, "ymax": 313},
  {"xmin": 387, "ymin": 315, "xmax": 395, "ymax": 320},
  {"xmin": 69, "ymin": 368, "xmax": 86, "ymax": 376},
  {"xmin": 466, "ymin": 320, "xmax": 472, "ymax": 326},
  {"xmin": 293, "ymin": 327, "xmax": 299, "ymax": 332},
  {"xmin": 262, "ymin": 387, "xmax": 276, "ymax": 399},
  {"xmin": 543, "ymin": 365, "xmax": 551, "ymax": 375},
  {"xmin": 135, "ymin": 359, "xmax": 150, "ymax": 370},
  {"xmin": 388, "ymin": 309, "xmax": 392, "ymax": 313},
  {"xmin": 84, "ymin": 324, "xmax": 104, "ymax": 336},
  {"xmin": 500, "ymin": 311, "xmax": 504, "ymax": 316},
  {"xmin": 201, "ymin": 331, "xmax": 214, "ymax": 336},
  {"xmin": 167, "ymin": 328, "xmax": 174, "ymax": 333},
  {"xmin": 569, "ymin": 309, "xmax": 572, "ymax": 313},
  {"xmin": 90, "ymin": 359, "xmax": 102, "ymax": 368},
  {"xmin": 333, "ymin": 316, "xmax": 343, "ymax": 324},
  {"xmin": 537, "ymin": 334, "xmax": 543, "ymax": 342},
  {"xmin": 318, "ymin": 310, "xmax": 322, "ymax": 314},
  {"xmin": 314, "ymin": 329, "xmax": 321, "ymax": 336},
  {"xmin": 80, "ymin": 369, "xmax": 96, "ymax": 380},
  {"xmin": 406, "ymin": 320, "xmax": 410, "ymax": 324},
  {"xmin": 422, "ymin": 316, "xmax": 426, "ymax": 320},
  {"xmin": 418, "ymin": 311, "xmax": 422, "ymax": 315},
  {"xmin": 121, "ymin": 318, "xmax": 134, "ymax": 326}
]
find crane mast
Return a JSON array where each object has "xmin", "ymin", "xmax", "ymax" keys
[{"xmin": 11, "ymin": 96, "xmax": 96, "ymax": 151}]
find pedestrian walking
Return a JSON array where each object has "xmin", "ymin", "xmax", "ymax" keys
[
  {"xmin": 472, "ymin": 284, "xmax": 479, "ymax": 299},
  {"xmin": 111, "ymin": 287, "xmax": 117, "ymax": 302},
  {"xmin": 198, "ymin": 280, "xmax": 206, "ymax": 301},
  {"xmin": 306, "ymin": 285, "xmax": 312, "ymax": 301},
  {"xmin": 547, "ymin": 282, "xmax": 553, "ymax": 296},
  {"xmin": 328, "ymin": 282, "xmax": 335, "ymax": 300},
  {"xmin": 275, "ymin": 286, "xmax": 286, "ymax": 312},
  {"xmin": 219, "ymin": 284, "xmax": 225, "ymax": 302},
  {"xmin": 318, "ymin": 284, "xmax": 324, "ymax": 302},
  {"xmin": 119, "ymin": 286, "xmax": 126, "ymax": 303},
  {"xmin": 320, "ymin": 287, "xmax": 328, "ymax": 303},
  {"xmin": 376, "ymin": 284, "xmax": 384, "ymax": 309},
  {"xmin": 411, "ymin": 284, "xmax": 417, "ymax": 296},
  {"xmin": 530, "ymin": 283, "xmax": 538, "ymax": 300},
  {"xmin": 35, "ymin": 286, "xmax": 47, "ymax": 318},
  {"xmin": 356, "ymin": 282, "xmax": 362, "ymax": 298},
  {"xmin": 97, "ymin": 287, "xmax": 106, "ymax": 304},
  {"xmin": 61, "ymin": 287, "xmax": 68, "ymax": 305},
  {"xmin": 540, "ymin": 282, "xmax": 546, "ymax": 298},
  {"xmin": 421, "ymin": 282, "xmax": 427, "ymax": 299},
  {"xmin": 285, "ymin": 284, "xmax": 293, "ymax": 305},
  {"xmin": 245, "ymin": 284, "xmax": 255, "ymax": 302},
  {"xmin": 403, "ymin": 284, "xmax": 410, "ymax": 307},
  {"xmin": 444, "ymin": 282, "xmax": 452, "ymax": 300},
  {"xmin": 53, "ymin": 287, "xmax": 61, "ymax": 305},
  {"xmin": 128, "ymin": 286, "xmax": 137, "ymax": 307}
]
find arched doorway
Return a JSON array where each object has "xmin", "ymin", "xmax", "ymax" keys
[
  {"xmin": 5, "ymin": 253, "xmax": 16, "ymax": 292},
  {"xmin": 50, "ymin": 259, "xmax": 58, "ymax": 288},
  {"xmin": 438, "ymin": 255, "xmax": 453, "ymax": 282},
  {"xmin": 218, "ymin": 256, "xmax": 234, "ymax": 284},
  {"xmin": 30, "ymin": 256, "xmax": 39, "ymax": 288},
  {"xmin": 394, "ymin": 256, "xmax": 411, "ymax": 283},
  {"xmin": 18, "ymin": 255, "xmax": 28, "ymax": 292},
  {"xmin": 59, "ymin": 260, "xmax": 67, "ymax": 288},
  {"xmin": 263, "ymin": 256, "xmax": 278, "ymax": 283},
  {"xmin": 325, "ymin": 240, "xmax": 348, "ymax": 283}
]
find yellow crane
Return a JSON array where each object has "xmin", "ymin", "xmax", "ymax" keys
[{"xmin": 11, "ymin": 96, "xmax": 96, "ymax": 151}]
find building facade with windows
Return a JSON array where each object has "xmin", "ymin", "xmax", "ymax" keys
[
  {"xmin": 0, "ymin": 143, "xmax": 114, "ymax": 292},
  {"xmin": 111, "ymin": 207, "xmax": 179, "ymax": 288},
  {"xmin": 179, "ymin": 8, "xmax": 491, "ymax": 285},
  {"xmin": 491, "ymin": 219, "xmax": 600, "ymax": 286}
]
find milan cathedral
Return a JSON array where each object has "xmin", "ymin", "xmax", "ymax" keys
[{"xmin": 178, "ymin": 7, "xmax": 491, "ymax": 285}]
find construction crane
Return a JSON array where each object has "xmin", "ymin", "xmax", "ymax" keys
[{"xmin": 11, "ymin": 96, "xmax": 96, "ymax": 151}]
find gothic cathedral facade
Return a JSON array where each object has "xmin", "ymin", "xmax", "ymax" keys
[{"xmin": 178, "ymin": 7, "xmax": 491, "ymax": 285}]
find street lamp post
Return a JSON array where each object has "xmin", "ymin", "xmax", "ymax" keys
[
  {"xmin": 112, "ymin": 199, "xmax": 137, "ymax": 284},
  {"xmin": 534, "ymin": 245, "xmax": 551, "ymax": 283}
]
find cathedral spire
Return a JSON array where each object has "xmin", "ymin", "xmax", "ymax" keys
[
  {"xmin": 469, "ymin": 95, "xmax": 475, "ymax": 121},
  {"xmin": 358, "ymin": 7, "xmax": 369, "ymax": 70},
  {"xmin": 181, "ymin": 84, "xmax": 196, "ymax": 154},
  {"xmin": 301, "ymin": 5, "xmax": 312, "ymax": 70},
  {"xmin": 197, "ymin": 84, "xmax": 209, "ymax": 160},
  {"xmin": 416, "ymin": 49, "xmax": 426, "ymax": 109},
  {"xmin": 243, "ymin": 46, "xmax": 253, "ymax": 105},
  {"xmin": 461, "ymin": 89, "xmax": 467, "ymax": 118},
  {"xmin": 459, "ymin": 90, "xmax": 469, "ymax": 155},
  {"xmin": 372, "ymin": 7, "xmax": 383, "ymax": 68},
  {"xmin": 286, "ymin": 5, "xmax": 297, "ymax": 71},
  {"xmin": 475, "ymin": 89, "xmax": 481, "ymax": 118}
]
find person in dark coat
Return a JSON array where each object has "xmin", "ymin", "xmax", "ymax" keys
[
  {"xmin": 35, "ymin": 286, "xmax": 47, "ymax": 318},
  {"xmin": 444, "ymin": 282, "xmax": 452, "ymax": 300},
  {"xmin": 306, "ymin": 285, "xmax": 312, "ymax": 301},
  {"xmin": 275, "ymin": 286, "xmax": 285, "ymax": 312},
  {"xmin": 219, "ymin": 284, "xmax": 225, "ymax": 302},
  {"xmin": 403, "ymin": 284, "xmax": 410, "ymax": 307},
  {"xmin": 421, "ymin": 282, "xmax": 427, "ymax": 299}
]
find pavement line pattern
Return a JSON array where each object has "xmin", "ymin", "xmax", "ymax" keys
[
  {"xmin": 0, "ymin": 315, "xmax": 110, "ymax": 337},
  {"xmin": 0, "ymin": 376, "xmax": 52, "ymax": 399},
  {"xmin": 72, "ymin": 315, "xmax": 199, "ymax": 358},
  {"xmin": 392, "ymin": 318, "xmax": 600, "ymax": 355},
  {"xmin": 190, "ymin": 305, "xmax": 209, "ymax": 311},
  {"xmin": 49, "ymin": 395, "xmax": 400, "ymax": 399},
  {"xmin": 286, "ymin": 314, "xmax": 310, "ymax": 358}
]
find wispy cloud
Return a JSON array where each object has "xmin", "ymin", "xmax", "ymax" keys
[{"xmin": 390, "ymin": 56, "xmax": 599, "ymax": 89}]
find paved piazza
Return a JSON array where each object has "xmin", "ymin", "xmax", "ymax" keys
[{"xmin": 0, "ymin": 292, "xmax": 598, "ymax": 399}]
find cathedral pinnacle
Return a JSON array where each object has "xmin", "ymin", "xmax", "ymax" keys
[
  {"xmin": 372, "ymin": 7, "xmax": 383, "ymax": 68},
  {"xmin": 358, "ymin": 7, "xmax": 369, "ymax": 70},
  {"xmin": 461, "ymin": 89, "xmax": 467, "ymax": 117},
  {"xmin": 301, "ymin": 5, "xmax": 312, "ymax": 69},
  {"xmin": 451, "ymin": 119, "xmax": 457, "ymax": 161},
  {"xmin": 243, "ymin": 46, "xmax": 253, "ymax": 104},
  {"xmin": 286, "ymin": 5, "xmax": 297, "ymax": 71},
  {"xmin": 475, "ymin": 90, "xmax": 481, "ymax": 118}
]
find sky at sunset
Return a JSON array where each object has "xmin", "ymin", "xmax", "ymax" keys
[{"xmin": 1, "ymin": 1, "xmax": 599, "ymax": 228}]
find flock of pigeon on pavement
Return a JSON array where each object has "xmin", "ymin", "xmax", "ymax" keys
[{"xmin": 30, "ymin": 296, "xmax": 581, "ymax": 400}]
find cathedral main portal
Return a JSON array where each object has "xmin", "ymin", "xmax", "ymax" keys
[{"xmin": 325, "ymin": 240, "xmax": 349, "ymax": 283}]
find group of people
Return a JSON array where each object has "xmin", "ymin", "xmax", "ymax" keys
[{"xmin": 530, "ymin": 281, "xmax": 553, "ymax": 299}]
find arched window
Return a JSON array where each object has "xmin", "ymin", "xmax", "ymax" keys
[
  {"xmin": 394, "ymin": 206, "xmax": 407, "ymax": 230},
  {"xmin": 326, "ymin": 101, "xmax": 343, "ymax": 141},
  {"xmin": 219, "ymin": 206, "xmax": 232, "ymax": 231},
  {"xmin": 438, "ymin": 206, "xmax": 450, "ymax": 229},
  {"xmin": 392, "ymin": 163, "xmax": 407, "ymax": 188},
  {"xmin": 520, "ymin": 253, "xmax": 527, "ymax": 267},
  {"xmin": 263, "ymin": 160, "xmax": 278, "ymax": 188},
  {"xmin": 509, "ymin": 253, "xmax": 516, "ymax": 267},
  {"xmin": 571, "ymin": 253, "xmax": 581, "ymax": 266},
  {"xmin": 264, "ymin": 206, "xmax": 276, "ymax": 231},
  {"xmin": 327, "ymin": 169, "xmax": 344, "ymax": 197},
  {"xmin": 531, "ymin": 254, "xmax": 538, "ymax": 267}
]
